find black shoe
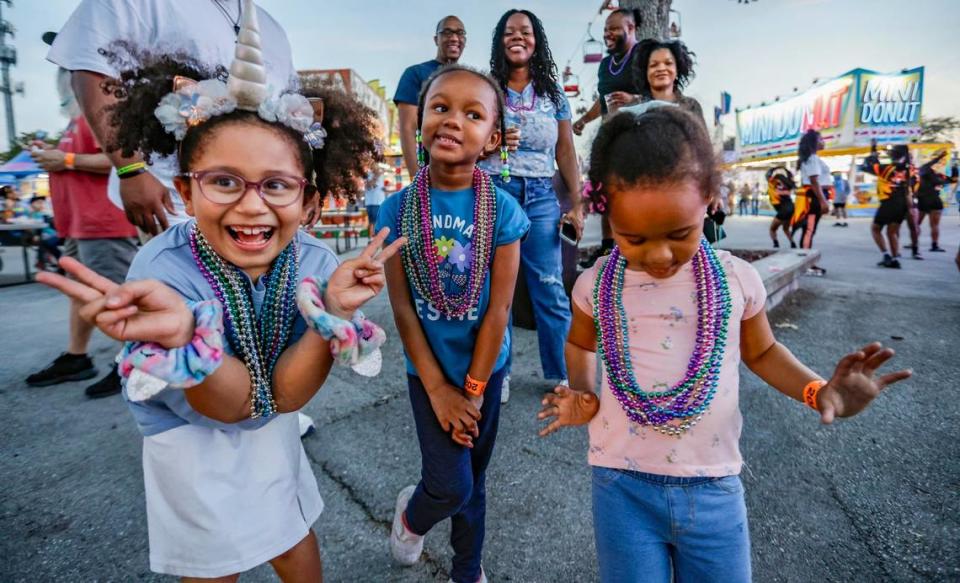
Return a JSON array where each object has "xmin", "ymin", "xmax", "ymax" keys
[
  {"xmin": 773, "ymin": 240, "xmax": 780, "ymax": 249},
  {"xmin": 832, "ymin": 222, "xmax": 842, "ymax": 227},
  {"xmin": 85, "ymin": 366, "xmax": 122, "ymax": 399},
  {"xmin": 878, "ymin": 254, "xmax": 896, "ymax": 268},
  {"xmin": 890, "ymin": 258, "xmax": 902, "ymax": 269},
  {"xmin": 789, "ymin": 240, "xmax": 797, "ymax": 249},
  {"xmin": 579, "ymin": 245, "xmax": 612, "ymax": 269},
  {"xmin": 26, "ymin": 353, "xmax": 98, "ymax": 387},
  {"xmin": 930, "ymin": 245, "xmax": 945, "ymax": 252},
  {"xmin": 912, "ymin": 252, "xmax": 924, "ymax": 260}
]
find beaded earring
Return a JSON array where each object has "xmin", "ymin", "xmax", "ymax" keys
[
  {"xmin": 415, "ymin": 129, "xmax": 425, "ymax": 167},
  {"xmin": 499, "ymin": 145, "xmax": 511, "ymax": 183}
]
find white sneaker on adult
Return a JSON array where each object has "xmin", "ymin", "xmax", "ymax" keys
[
  {"xmin": 390, "ymin": 485, "xmax": 423, "ymax": 566},
  {"xmin": 448, "ymin": 566, "xmax": 487, "ymax": 583},
  {"xmin": 500, "ymin": 375, "xmax": 511, "ymax": 404},
  {"xmin": 298, "ymin": 412, "xmax": 316, "ymax": 438}
]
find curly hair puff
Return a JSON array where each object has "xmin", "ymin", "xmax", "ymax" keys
[
  {"xmin": 587, "ymin": 106, "xmax": 719, "ymax": 212},
  {"xmin": 489, "ymin": 9, "xmax": 564, "ymax": 110},
  {"xmin": 100, "ymin": 43, "xmax": 382, "ymax": 205},
  {"xmin": 633, "ymin": 39, "xmax": 697, "ymax": 99}
]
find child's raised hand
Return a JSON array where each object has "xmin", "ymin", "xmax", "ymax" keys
[
  {"xmin": 37, "ymin": 257, "xmax": 193, "ymax": 348},
  {"xmin": 426, "ymin": 383, "xmax": 481, "ymax": 448},
  {"xmin": 538, "ymin": 386, "xmax": 600, "ymax": 437},
  {"xmin": 323, "ymin": 227, "xmax": 406, "ymax": 319},
  {"xmin": 818, "ymin": 342, "xmax": 912, "ymax": 424}
]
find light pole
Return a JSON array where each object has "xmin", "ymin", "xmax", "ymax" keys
[{"xmin": 0, "ymin": 0, "xmax": 23, "ymax": 149}]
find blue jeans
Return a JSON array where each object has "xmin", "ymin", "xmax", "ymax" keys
[
  {"xmin": 404, "ymin": 368, "xmax": 505, "ymax": 583},
  {"xmin": 592, "ymin": 467, "xmax": 751, "ymax": 583},
  {"xmin": 492, "ymin": 175, "xmax": 571, "ymax": 380}
]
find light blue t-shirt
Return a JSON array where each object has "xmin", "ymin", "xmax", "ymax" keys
[
  {"xmin": 377, "ymin": 184, "xmax": 530, "ymax": 385},
  {"xmin": 479, "ymin": 83, "xmax": 572, "ymax": 179},
  {"xmin": 121, "ymin": 220, "xmax": 339, "ymax": 436}
]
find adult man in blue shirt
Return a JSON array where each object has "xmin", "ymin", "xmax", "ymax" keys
[{"xmin": 395, "ymin": 15, "xmax": 466, "ymax": 180}]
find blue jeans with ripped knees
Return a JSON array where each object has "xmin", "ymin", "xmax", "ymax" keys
[
  {"xmin": 591, "ymin": 466, "xmax": 752, "ymax": 583},
  {"xmin": 404, "ymin": 368, "xmax": 506, "ymax": 583},
  {"xmin": 491, "ymin": 175, "xmax": 571, "ymax": 380}
]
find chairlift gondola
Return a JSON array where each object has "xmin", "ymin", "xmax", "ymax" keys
[
  {"xmin": 562, "ymin": 66, "xmax": 580, "ymax": 98},
  {"xmin": 583, "ymin": 25, "xmax": 603, "ymax": 64}
]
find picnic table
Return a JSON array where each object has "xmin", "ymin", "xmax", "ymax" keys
[
  {"xmin": 310, "ymin": 210, "xmax": 368, "ymax": 254},
  {"xmin": 0, "ymin": 221, "xmax": 47, "ymax": 287}
]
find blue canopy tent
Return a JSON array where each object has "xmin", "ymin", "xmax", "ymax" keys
[{"xmin": 0, "ymin": 151, "xmax": 45, "ymax": 178}]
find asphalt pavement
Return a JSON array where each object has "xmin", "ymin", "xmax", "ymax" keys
[{"xmin": 1, "ymin": 212, "xmax": 958, "ymax": 582}]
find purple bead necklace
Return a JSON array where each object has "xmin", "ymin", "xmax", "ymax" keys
[{"xmin": 593, "ymin": 241, "xmax": 732, "ymax": 437}]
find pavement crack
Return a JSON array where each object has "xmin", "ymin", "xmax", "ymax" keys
[
  {"xmin": 822, "ymin": 473, "xmax": 900, "ymax": 581},
  {"xmin": 305, "ymin": 449, "xmax": 449, "ymax": 579}
]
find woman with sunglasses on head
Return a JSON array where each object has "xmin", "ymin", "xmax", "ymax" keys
[{"xmin": 481, "ymin": 9, "xmax": 583, "ymax": 403}]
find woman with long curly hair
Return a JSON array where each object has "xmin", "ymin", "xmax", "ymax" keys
[
  {"xmin": 632, "ymin": 39, "xmax": 704, "ymax": 122},
  {"xmin": 792, "ymin": 129, "xmax": 830, "ymax": 274},
  {"xmin": 481, "ymin": 9, "xmax": 582, "ymax": 403}
]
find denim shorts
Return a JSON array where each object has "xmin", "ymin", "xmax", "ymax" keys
[{"xmin": 591, "ymin": 466, "xmax": 751, "ymax": 583}]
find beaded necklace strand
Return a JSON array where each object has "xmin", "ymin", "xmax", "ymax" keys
[
  {"xmin": 593, "ymin": 241, "xmax": 732, "ymax": 437},
  {"xmin": 398, "ymin": 166, "xmax": 497, "ymax": 318},
  {"xmin": 506, "ymin": 89, "xmax": 537, "ymax": 113},
  {"xmin": 190, "ymin": 224, "xmax": 300, "ymax": 418},
  {"xmin": 608, "ymin": 43, "xmax": 636, "ymax": 76}
]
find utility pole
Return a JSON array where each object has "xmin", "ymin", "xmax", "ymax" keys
[{"xmin": 0, "ymin": 0, "xmax": 22, "ymax": 149}]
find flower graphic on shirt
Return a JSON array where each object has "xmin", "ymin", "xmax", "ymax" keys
[
  {"xmin": 660, "ymin": 336, "xmax": 673, "ymax": 351},
  {"xmin": 448, "ymin": 240, "xmax": 473, "ymax": 273},
  {"xmin": 666, "ymin": 449, "xmax": 679, "ymax": 464},
  {"xmin": 660, "ymin": 306, "xmax": 687, "ymax": 327},
  {"xmin": 434, "ymin": 236, "xmax": 455, "ymax": 258}
]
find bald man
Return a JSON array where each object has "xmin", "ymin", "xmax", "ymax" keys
[{"xmin": 395, "ymin": 15, "xmax": 466, "ymax": 180}]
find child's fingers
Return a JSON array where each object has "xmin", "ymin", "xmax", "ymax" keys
[
  {"xmin": 361, "ymin": 274, "xmax": 385, "ymax": 288},
  {"xmin": 861, "ymin": 347, "xmax": 895, "ymax": 375},
  {"xmin": 539, "ymin": 419, "xmax": 563, "ymax": 437},
  {"xmin": 537, "ymin": 406, "xmax": 557, "ymax": 420},
  {"xmin": 832, "ymin": 351, "xmax": 864, "ymax": 379},
  {"xmin": 877, "ymin": 369, "xmax": 912, "ymax": 388},
  {"xmin": 376, "ymin": 236, "xmax": 406, "ymax": 262},
  {"xmin": 819, "ymin": 402, "xmax": 836, "ymax": 425},
  {"xmin": 359, "ymin": 227, "xmax": 391, "ymax": 259},
  {"xmin": 59, "ymin": 256, "xmax": 119, "ymax": 295},
  {"xmin": 451, "ymin": 429, "xmax": 473, "ymax": 448},
  {"xmin": 35, "ymin": 270, "xmax": 103, "ymax": 303},
  {"xmin": 95, "ymin": 305, "xmax": 138, "ymax": 327},
  {"xmin": 77, "ymin": 296, "xmax": 110, "ymax": 324}
]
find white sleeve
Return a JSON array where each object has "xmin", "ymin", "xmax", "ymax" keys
[{"xmin": 46, "ymin": 0, "xmax": 150, "ymax": 77}]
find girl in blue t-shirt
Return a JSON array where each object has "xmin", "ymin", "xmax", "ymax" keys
[{"xmin": 377, "ymin": 65, "xmax": 530, "ymax": 583}]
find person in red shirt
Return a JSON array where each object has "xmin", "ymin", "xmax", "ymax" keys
[{"xmin": 26, "ymin": 46, "xmax": 137, "ymax": 398}]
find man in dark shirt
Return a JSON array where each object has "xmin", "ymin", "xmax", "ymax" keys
[
  {"xmin": 573, "ymin": 8, "xmax": 643, "ymax": 267},
  {"xmin": 395, "ymin": 15, "xmax": 466, "ymax": 180}
]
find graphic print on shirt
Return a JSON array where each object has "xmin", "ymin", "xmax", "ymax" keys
[{"xmin": 414, "ymin": 212, "xmax": 480, "ymax": 322}]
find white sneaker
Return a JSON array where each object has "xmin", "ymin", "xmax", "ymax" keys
[
  {"xmin": 390, "ymin": 485, "xmax": 423, "ymax": 566},
  {"xmin": 448, "ymin": 566, "xmax": 487, "ymax": 583},
  {"xmin": 298, "ymin": 412, "xmax": 316, "ymax": 438},
  {"xmin": 500, "ymin": 375, "xmax": 511, "ymax": 404}
]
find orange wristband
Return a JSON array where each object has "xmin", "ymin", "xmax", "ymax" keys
[
  {"xmin": 802, "ymin": 379, "xmax": 827, "ymax": 411},
  {"xmin": 64, "ymin": 152, "xmax": 76, "ymax": 170},
  {"xmin": 464, "ymin": 374, "xmax": 487, "ymax": 398}
]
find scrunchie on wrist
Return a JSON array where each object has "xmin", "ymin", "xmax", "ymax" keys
[
  {"xmin": 119, "ymin": 300, "xmax": 226, "ymax": 401},
  {"xmin": 297, "ymin": 277, "xmax": 386, "ymax": 376}
]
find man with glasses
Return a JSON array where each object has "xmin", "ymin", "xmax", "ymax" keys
[{"xmin": 395, "ymin": 16, "xmax": 466, "ymax": 180}]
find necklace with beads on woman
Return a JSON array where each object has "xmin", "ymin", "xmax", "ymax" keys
[
  {"xmin": 398, "ymin": 166, "xmax": 497, "ymax": 318},
  {"xmin": 190, "ymin": 224, "xmax": 300, "ymax": 418},
  {"xmin": 593, "ymin": 240, "xmax": 732, "ymax": 437}
]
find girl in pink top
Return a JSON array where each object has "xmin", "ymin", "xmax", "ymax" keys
[{"xmin": 537, "ymin": 105, "xmax": 912, "ymax": 583}]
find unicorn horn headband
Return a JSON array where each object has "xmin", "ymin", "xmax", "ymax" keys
[{"xmin": 154, "ymin": 0, "xmax": 324, "ymax": 148}]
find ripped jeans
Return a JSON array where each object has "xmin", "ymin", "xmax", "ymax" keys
[{"xmin": 492, "ymin": 175, "xmax": 570, "ymax": 380}]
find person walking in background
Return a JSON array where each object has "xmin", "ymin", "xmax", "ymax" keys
[
  {"xmin": 862, "ymin": 141, "xmax": 915, "ymax": 267},
  {"xmin": 738, "ymin": 183, "xmax": 750, "ymax": 216},
  {"xmin": 916, "ymin": 150, "xmax": 955, "ymax": 253},
  {"xmin": 791, "ymin": 129, "xmax": 828, "ymax": 275},
  {"xmin": 831, "ymin": 172, "xmax": 850, "ymax": 227},
  {"xmin": 751, "ymin": 187, "xmax": 760, "ymax": 216},
  {"xmin": 766, "ymin": 165, "xmax": 796, "ymax": 248},
  {"xmin": 26, "ymin": 53, "xmax": 137, "ymax": 398},
  {"xmin": 394, "ymin": 15, "xmax": 467, "ymax": 181},
  {"xmin": 482, "ymin": 9, "xmax": 583, "ymax": 404},
  {"xmin": 25, "ymin": 196, "xmax": 61, "ymax": 270},
  {"xmin": 364, "ymin": 166, "xmax": 386, "ymax": 235}
]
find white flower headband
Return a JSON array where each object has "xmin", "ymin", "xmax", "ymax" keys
[{"xmin": 152, "ymin": 0, "xmax": 326, "ymax": 149}]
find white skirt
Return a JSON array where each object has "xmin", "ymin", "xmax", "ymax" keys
[{"xmin": 142, "ymin": 413, "xmax": 324, "ymax": 577}]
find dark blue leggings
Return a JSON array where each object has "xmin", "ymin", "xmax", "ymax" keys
[{"xmin": 404, "ymin": 368, "xmax": 505, "ymax": 583}]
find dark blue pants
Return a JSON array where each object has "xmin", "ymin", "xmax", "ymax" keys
[{"xmin": 404, "ymin": 368, "xmax": 505, "ymax": 583}]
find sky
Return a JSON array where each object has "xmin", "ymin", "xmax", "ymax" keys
[{"xmin": 3, "ymin": 0, "xmax": 959, "ymax": 146}]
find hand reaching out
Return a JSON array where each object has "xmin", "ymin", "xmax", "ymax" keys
[
  {"xmin": 322, "ymin": 227, "xmax": 406, "ymax": 319},
  {"xmin": 538, "ymin": 385, "xmax": 600, "ymax": 437},
  {"xmin": 817, "ymin": 342, "xmax": 912, "ymax": 424},
  {"xmin": 36, "ymin": 257, "xmax": 194, "ymax": 348}
]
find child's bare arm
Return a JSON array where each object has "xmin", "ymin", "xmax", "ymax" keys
[
  {"xmin": 539, "ymin": 302, "xmax": 600, "ymax": 436},
  {"xmin": 466, "ymin": 241, "xmax": 520, "ymax": 384},
  {"xmin": 741, "ymin": 309, "xmax": 911, "ymax": 423}
]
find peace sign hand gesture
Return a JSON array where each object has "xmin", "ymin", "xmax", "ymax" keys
[
  {"xmin": 817, "ymin": 342, "xmax": 912, "ymax": 424},
  {"xmin": 36, "ymin": 257, "xmax": 194, "ymax": 349},
  {"xmin": 322, "ymin": 227, "xmax": 406, "ymax": 320}
]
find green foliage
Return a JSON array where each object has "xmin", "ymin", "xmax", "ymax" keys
[
  {"xmin": 0, "ymin": 130, "xmax": 61, "ymax": 164},
  {"xmin": 919, "ymin": 116, "xmax": 960, "ymax": 143}
]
